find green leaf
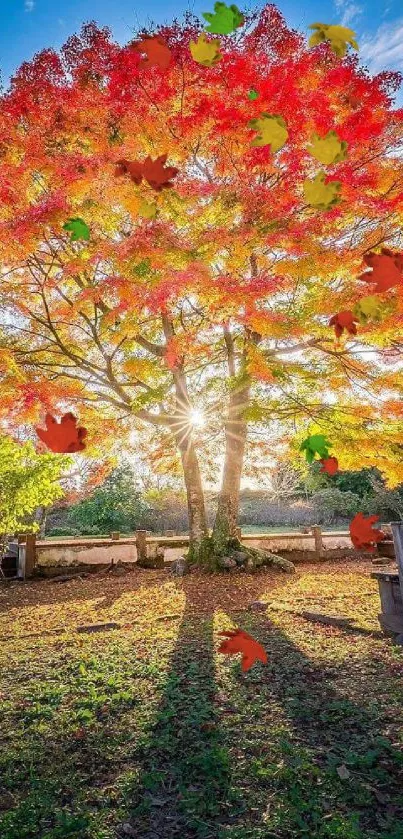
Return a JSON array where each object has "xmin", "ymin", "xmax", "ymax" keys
[
  {"xmin": 63, "ymin": 217, "xmax": 90, "ymax": 242},
  {"xmin": 202, "ymin": 2, "xmax": 244, "ymax": 34}
]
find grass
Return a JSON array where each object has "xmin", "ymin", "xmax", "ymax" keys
[{"xmin": 0, "ymin": 558, "xmax": 402, "ymax": 838}]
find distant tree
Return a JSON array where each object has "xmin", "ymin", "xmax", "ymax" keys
[{"xmin": 67, "ymin": 463, "xmax": 150, "ymax": 535}]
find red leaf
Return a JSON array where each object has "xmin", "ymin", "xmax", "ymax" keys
[
  {"xmin": 329, "ymin": 310, "xmax": 358, "ymax": 338},
  {"xmin": 36, "ymin": 412, "xmax": 87, "ymax": 453},
  {"xmin": 319, "ymin": 456, "xmax": 339, "ymax": 475},
  {"xmin": 114, "ymin": 159, "xmax": 144, "ymax": 185},
  {"xmin": 358, "ymin": 248, "xmax": 403, "ymax": 293},
  {"xmin": 141, "ymin": 154, "xmax": 179, "ymax": 192},
  {"xmin": 218, "ymin": 628, "xmax": 268, "ymax": 672},
  {"xmin": 349, "ymin": 513, "xmax": 384, "ymax": 551},
  {"xmin": 132, "ymin": 35, "xmax": 172, "ymax": 70}
]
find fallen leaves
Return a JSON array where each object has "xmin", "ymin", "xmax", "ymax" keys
[
  {"xmin": 248, "ymin": 113, "xmax": 288, "ymax": 152},
  {"xmin": 189, "ymin": 33, "xmax": 222, "ymax": 66},
  {"xmin": 218, "ymin": 628, "xmax": 268, "ymax": 671},
  {"xmin": 358, "ymin": 247, "xmax": 403, "ymax": 294},
  {"xmin": 202, "ymin": 2, "xmax": 244, "ymax": 35},
  {"xmin": 349, "ymin": 513, "xmax": 385, "ymax": 552},
  {"xmin": 36, "ymin": 412, "xmax": 87, "ymax": 453},
  {"xmin": 308, "ymin": 23, "xmax": 358, "ymax": 57}
]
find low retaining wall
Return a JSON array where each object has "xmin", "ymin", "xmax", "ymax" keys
[{"xmin": 25, "ymin": 527, "xmax": 394, "ymax": 576}]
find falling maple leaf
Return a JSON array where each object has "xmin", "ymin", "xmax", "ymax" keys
[
  {"xmin": 189, "ymin": 33, "xmax": 222, "ymax": 67},
  {"xmin": 300, "ymin": 434, "xmax": 332, "ymax": 463},
  {"xmin": 358, "ymin": 247, "xmax": 403, "ymax": 293},
  {"xmin": 114, "ymin": 159, "xmax": 144, "ymax": 185},
  {"xmin": 132, "ymin": 35, "xmax": 172, "ymax": 70},
  {"xmin": 141, "ymin": 155, "xmax": 179, "ymax": 191},
  {"xmin": 202, "ymin": 2, "xmax": 244, "ymax": 35},
  {"xmin": 63, "ymin": 217, "xmax": 90, "ymax": 242},
  {"xmin": 138, "ymin": 198, "xmax": 158, "ymax": 219},
  {"xmin": 36, "ymin": 412, "xmax": 87, "ymax": 453},
  {"xmin": 349, "ymin": 512, "xmax": 384, "ymax": 552},
  {"xmin": 329, "ymin": 310, "xmax": 358, "ymax": 339},
  {"xmin": 353, "ymin": 295, "xmax": 385, "ymax": 324},
  {"xmin": 218, "ymin": 628, "xmax": 268, "ymax": 672},
  {"xmin": 303, "ymin": 171, "xmax": 341, "ymax": 210},
  {"xmin": 307, "ymin": 130, "xmax": 348, "ymax": 165},
  {"xmin": 308, "ymin": 23, "xmax": 358, "ymax": 57},
  {"xmin": 320, "ymin": 456, "xmax": 339, "ymax": 476},
  {"xmin": 248, "ymin": 113, "xmax": 288, "ymax": 153}
]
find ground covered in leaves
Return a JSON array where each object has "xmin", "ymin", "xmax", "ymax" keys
[{"xmin": 0, "ymin": 558, "xmax": 402, "ymax": 839}]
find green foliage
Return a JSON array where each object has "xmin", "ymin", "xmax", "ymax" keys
[
  {"xmin": 310, "ymin": 488, "xmax": 361, "ymax": 523},
  {"xmin": 67, "ymin": 463, "xmax": 150, "ymax": 535},
  {"xmin": 0, "ymin": 435, "xmax": 69, "ymax": 539}
]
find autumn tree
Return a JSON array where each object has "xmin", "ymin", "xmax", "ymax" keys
[{"xmin": 1, "ymin": 6, "xmax": 403, "ymax": 566}]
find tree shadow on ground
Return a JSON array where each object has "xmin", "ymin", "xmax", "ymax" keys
[
  {"xmin": 0, "ymin": 567, "xmax": 167, "ymax": 615},
  {"xmin": 125, "ymin": 576, "xmax": 403, "ymax": 839}
]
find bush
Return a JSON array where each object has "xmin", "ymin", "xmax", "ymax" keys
[
  {"xmin": 310, "ymin": 488, "xmax": 361, "ymax": 524},
  {"xmin": 47, "ymin": 526, "xmax": 80, "ymax": 537}
]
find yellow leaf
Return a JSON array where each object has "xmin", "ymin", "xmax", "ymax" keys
[
  {"xmin": 138, "ymin": 199, "xmax": 158, "ymax": 219},
  {"xmin": 303, "ymin": 170, "xmax": 342, "ymax": 210},
  {"xmin": 308, "ymin": 23, "xmax": 358, "ymax": 57},
  {"xmin": 307, "ymin": 130, "xmax": 348, "ymax": 165},
  {"xmin": 248, "ymin": 113, "xmax": 288, "ymax": 152},
  {"xmin": 189, "ymin": 33, "xmax": 222, "ymax": 67}
]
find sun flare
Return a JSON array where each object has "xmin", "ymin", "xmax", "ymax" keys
[{"xmin": 189, "ymin": 408, "xmax": 205, "ymax": 428}]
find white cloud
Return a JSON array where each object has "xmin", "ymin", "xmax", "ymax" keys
[
  {"xmin": 334, "ymin": 0, "xmax": 363, "ymax": 26},
  {"xmin": 360, "ymin": 18, "xmax": 403, "ymax": 74},
  {"xmin": 24, "ymin": 0, "xmax": 35, "ymax": 10}
]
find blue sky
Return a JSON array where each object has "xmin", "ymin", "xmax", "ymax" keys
[{"xmin": 0, "ymin": 0, "xmax": 402, "ymax": 97}]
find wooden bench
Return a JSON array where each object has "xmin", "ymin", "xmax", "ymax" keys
[{"xmin": 371, "ymin": 570, "xmax": 403, "ymax": 641}]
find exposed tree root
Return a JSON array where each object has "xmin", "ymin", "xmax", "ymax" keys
[{"xmin": 185, "ymin": 537, "xmax": 295, "ymax": 574}]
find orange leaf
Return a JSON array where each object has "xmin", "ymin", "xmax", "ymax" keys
[
  {"xmin": 349, "ymin": 513, "xmax": 384, "ymax": 552},
  {"xmin": 329, "ymin": 310, "xmax": 358, "ymax": 338},
  {"xmin": 218, "ymin": 628, "xmax": 268, "ymax": 672},
  {"xmin": 114, "ymin": 159, "xmax": 144, "ymax": 185},
  {"xmin": 358, "ymin": 248, "xmax": 403, "ymax": 293},
  {"xmin": 36, "ymin": 412, "xmax": 87, "ymax": 453},
  {"xmin": 132, "ymin": 35, "xmax": 172, "ymax": 70},
  {"xmin": 141, "ymin": 154, "xmax": 179, "ymax": 192},
  {"xmin": 319, "ymin": 456, "xmax": 339, "ymax": 476}
]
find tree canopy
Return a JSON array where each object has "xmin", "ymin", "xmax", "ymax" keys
[{"xmin": 0, "ymin": 5, "xmax": 402, "ymax": 552}]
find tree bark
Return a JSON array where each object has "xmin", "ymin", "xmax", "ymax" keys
[
  {"xmin": 176, "ymin": 429, "xmax": 208, "ymax": 549},
  {"xmin": 212, "ymin": 376, "xmax": 251, "ymax": 552},
  {"xmin": 161, "ymin": 313, "xmax": 208, "ymax": 553}
]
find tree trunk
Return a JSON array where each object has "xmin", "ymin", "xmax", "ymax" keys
[
  {"xmin": 161, "ymin": 314, "xmax": 209, "ymax": 558},
  {"xmin": 176, "ymin": 429, "xmax": 208, "ymax": 552},
  {"xmin": 212, "ymin": 377, "xmax": 251, "ymax": 553}
]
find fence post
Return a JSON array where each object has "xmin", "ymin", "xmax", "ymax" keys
[
  {"xmin": 135, "ymin": 530, "xmax": 148, "ymax": 565},
  {"xmin": 22, "ymin": 534, "xmax": 36, "ymax": 578},
  {"xmin": 312, "ymin": 525, "xmax": 324, "ymax": 560}
]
